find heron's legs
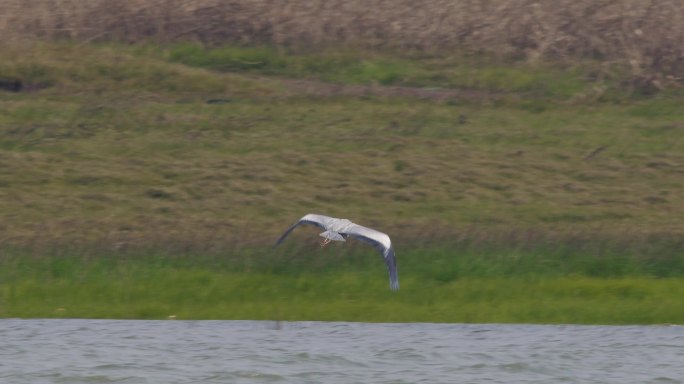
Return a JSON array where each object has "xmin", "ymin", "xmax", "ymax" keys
[{"xmin": 320, "ymin": 238, "xmax": 331, "ymax": 247}]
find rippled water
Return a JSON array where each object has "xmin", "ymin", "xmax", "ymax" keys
[{"xmin": 1, "ymin": 319, "xmax": 682, "ymax": 383}]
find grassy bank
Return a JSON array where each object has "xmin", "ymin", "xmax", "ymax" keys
[{"xmin": 1, "ymin": 41, "xmax": 684, "ymax": 323}]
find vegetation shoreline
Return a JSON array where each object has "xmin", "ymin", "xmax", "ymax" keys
[{"xmin": 2, "ymin": 239, "xmax": 684, "ymax": 324}]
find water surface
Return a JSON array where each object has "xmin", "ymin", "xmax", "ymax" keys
[{"xmin": 1, "ymin": 319, "xmax": 682, "ymax": 383}]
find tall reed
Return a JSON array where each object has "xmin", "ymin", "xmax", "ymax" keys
[{"xmin": 2, "ymin": 0, "xmax": 684, "ymax": 88}]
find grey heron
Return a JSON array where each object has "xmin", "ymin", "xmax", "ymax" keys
[{"xmin": 274, "ymin": 213, "xmax": 399, "ymax": 291}]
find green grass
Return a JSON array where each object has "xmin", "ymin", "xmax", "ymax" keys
[{"xmin": 6, "ymin": 275, "xmax": 684, "ymax": 324}]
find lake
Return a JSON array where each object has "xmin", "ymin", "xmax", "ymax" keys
[{"xmin": 1, "ymin": 319, "xmax": 682, "ymax": 383}]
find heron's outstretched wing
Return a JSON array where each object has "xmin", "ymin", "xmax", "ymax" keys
[
  {"xmin": 274, "ymin": 213, "xmax": 334, "ymax": 247},
  {"xmin": 343, "ymin": 224, "xmax": 399, "ymax": 291}
]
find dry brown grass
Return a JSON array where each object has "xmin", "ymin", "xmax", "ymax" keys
[{"xmin": 2, "ymin": 0, "xmax": 684, "ymax": 87}]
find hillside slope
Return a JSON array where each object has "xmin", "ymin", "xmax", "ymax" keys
[{"xmin": 0, "ymin": 43, "xmax": 683, "ymax": 250}]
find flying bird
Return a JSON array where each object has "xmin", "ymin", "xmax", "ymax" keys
[{"xmin": 274, "ymin": 214, "xmax": 399, "ymax": 291}]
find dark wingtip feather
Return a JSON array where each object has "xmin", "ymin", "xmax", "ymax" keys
[
  {"xmin": 385, "ymin": 247, "xmax": 399, "ymax": 291},
  {"xmin": 273, "ymin": 220, "xmax": 301, "ymax": 248}
]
